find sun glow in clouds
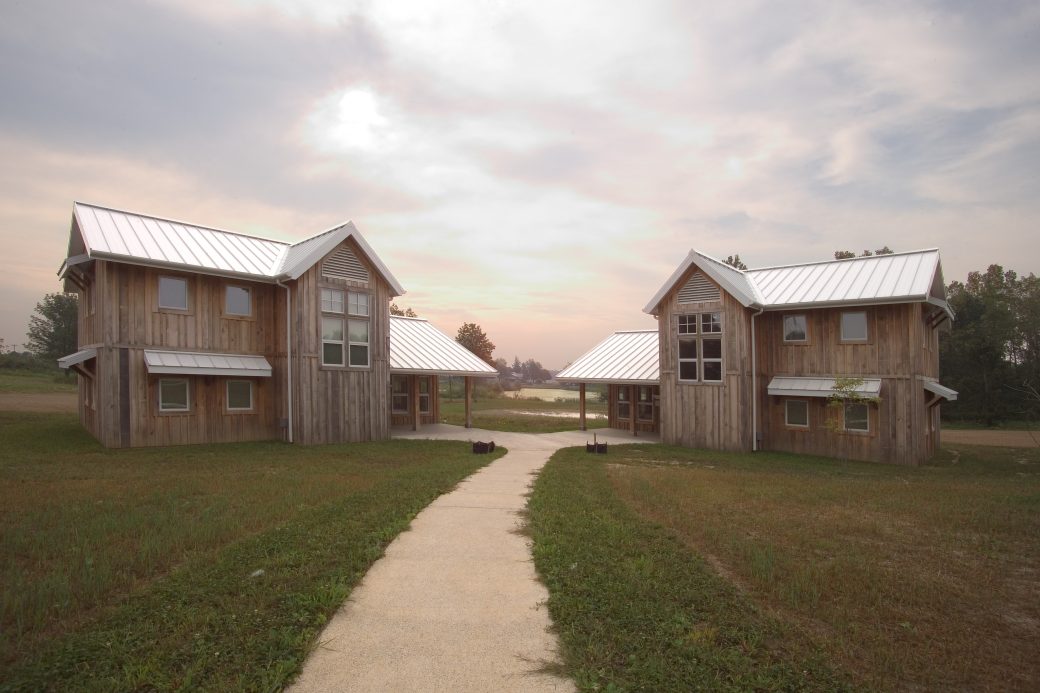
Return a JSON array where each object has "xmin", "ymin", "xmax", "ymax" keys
[{"xmin": 307, "ymin": 87, "xmax": 395, "ymax": 153}]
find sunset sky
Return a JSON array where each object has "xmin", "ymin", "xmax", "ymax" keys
[{"xmin": 1, "ymin": 0, "xmax": 1038, "ymax": 368}]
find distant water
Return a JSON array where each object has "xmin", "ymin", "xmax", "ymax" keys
[{"xmin": 512, "ymin": 387, "xmax": 581, "ymax": 402}]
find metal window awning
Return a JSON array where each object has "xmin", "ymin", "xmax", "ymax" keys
[
  {"xmin": 57, "ymin": 347, "xmax": 98, "ymax": 370},
  {"xmin": 144, "ymin": 350, "xmax": 272, "ymax": 377},
  {"xmin": 923, "ymin": 380, "xmax": 958, "ymax": 402},
  {"xmin": 767, "ymin": 376, "xmax": 882, "ymax": 398}
]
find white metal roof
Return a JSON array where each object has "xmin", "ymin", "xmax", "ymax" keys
[
  {"xmin": 144, "ymin": 350, "xmax": 272, "ymax": 377},
  {"xmin": 57, "ymin": 347, "xmax": 97, "ymax": 369},
  {"xmin": 555, "ymin": 330, "xmax": 660, "ymax": 384},
  {"xmin": 62, "ymin": 202, "xmax": 404, "ymax": 294},
  {"xmin": 767, "ymin": 376, "xmax": 882, "ymax": 398},
  {"xmin": 389, "ymin": 316, "xmax": 498, "ymax": 377},
  {"xmin": 645, "ymin": 249, "xmax": 951, "ymax": 318},
  {"xmin": 922, "ymin": 379, "xmax": 958, "ymax": 401}
]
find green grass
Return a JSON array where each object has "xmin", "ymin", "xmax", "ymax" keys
[
  {"xmin": 530, "ymin": 444, "xmax": 1040, "ymax": 692},
  {"xmin": 0, "ymin": 412, "xmax": 502, "ymax": 691},
  {"xmin": 941, "ymin": 418, "xmax": 1037, "ymax": 430},
  {"xmin": 0, "ymin": 370, "xmax": 77, "ymax": 393},
  {"xmin": 439, "ymin": 396, "xmax": 609, "ymax": 433}
]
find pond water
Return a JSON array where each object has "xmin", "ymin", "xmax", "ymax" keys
[
  {"xmin": 502, "ymin": 409, "xmax": 607, "ymax": 420},
  {"xmin": 512, "ymin": 388, "xmax": 582, "ymax": 401}
]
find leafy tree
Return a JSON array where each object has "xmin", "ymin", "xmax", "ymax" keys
[
  {"xmin": 492, "ymin": 357, "xmax": 511, "ymax": 377},
  {"xmin": 723, "ymin": 254, "xmax": 748, "ymax": 270},
  {"xmin": 522, "ymin": 358, "xmax": 551, "ymax": 383},
  {"xmin": 25, "ymin": 293, "xmax": 78, "ymax": 365},
  {"xmin": 834, "ymin": 250, "xmax": 857, "ymax": 260},
  {"xmin": 389, "ymin": 303, "xmax": 417, "ymax": 317},
  {"xmin": 512, "ymin": 356, "xmax": 522, "ymax": 372},
  {"xmin": 455, "ymin": 322, "xmax": 496, "ymax": 365},
  {"xmin": 835, "ymin": 247, "xmax": 895, "ymax": 259},
  {"xmin": 874, "ymin": 246, "xmax": 894, "ymax": 255}
]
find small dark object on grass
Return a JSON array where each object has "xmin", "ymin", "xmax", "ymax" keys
[
  {"xmin": 472, "ymin": 441, "xmax": 495, "ymax": 454},
  {"xmin": 586, "ymin": 433, "xmax": 607, "ymax": 454}
]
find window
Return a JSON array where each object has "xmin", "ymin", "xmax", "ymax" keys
[
  {"xmin": 391, "ymin": 376, "xmax": 409, "ymax": 413},
  {"xmin": 225, "ymin": 286, "xmax": 251, "ymax": 316},
  {"xmin": 419, "ymin": 377, "xmax": 431, "ymax": 414},
  {"xmin": 617, "ymin": 386, "xmax": 631, "ymax": 420},
  {"xmin": 785, "ymin": 400, "xmax": 809, "ymax": 428},
  {"xmin": 841, "ymin": 311, "xmax": 868, "ymax": 342},
  {"xmin": 637, "ymin": 387, "xmax": 654, "ymax": 421},
  {"xmin": 322, "ymin": 317, "xmax": 345, "ymax": 366},
  {"xmin": 783, "ymin": 315, "xmax": 807, "ymax": 343},
  {"xmin": 348, "ymin": 319, "xmax": 369, "ymax": 367},
  {"xmin": 844, "ymin": 402, "xmax": 869, "ymax": 432},
  {"xmin": 158, "ymin": 276, "xmax": 187, "ymax": 310},
  {"xmin": 348, "ymin": 291, "xmax": 370, "ymax": 316},
  {"xmin": 226, "ymin": 380, "xmax": 253, "ymax": 410},
  {"xmin": 678, "ymin": 312, "xmax": 722, "ymax": 382},
  {"xmin": 321, "ymin": 288, "xmax": 345, "ymax": 313},
  {"xmin": 159, "ymin": 378, "xmax": 189, "ymax": 412}
]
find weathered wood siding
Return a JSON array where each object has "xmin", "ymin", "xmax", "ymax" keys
[
  {"xmin": 656, "ymin": 266, "xmax": 753, "ymax": 451},
  {"xmin": 606, "ymin": 384, "xmax": 659, "ymax": 434},
  {"xmin": 390, "ymin": 375, "xmax": 441, "ymax": 427}
]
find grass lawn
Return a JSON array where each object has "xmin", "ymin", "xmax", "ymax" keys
[
  {"xmin": 439, "ymin": 396, "xmax": 609, "ymax": 433},
  {"xmin": 529, "ymin": 444, "xmax": 1040, "ymax": 692},
  {"xmin": 0, "ymin": 370, "xmax": 77, "ymax": 393},
  {"xmin": 0, "ymin": 411, "xmax": 502, "ymax": 691}
]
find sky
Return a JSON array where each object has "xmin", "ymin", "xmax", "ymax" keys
[{"xmin": 1, "ymin": 0, "xmax": 1038, "ymax": 368}]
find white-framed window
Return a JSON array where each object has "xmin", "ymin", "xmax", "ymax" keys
[
  {"xmin": 159, "ymin": 378, "xmax": 189, "ymax": 412},
  {"xmin": 636, "ymin": 386, "xmax": 654, "ymax": 421},
  {"xmin": 322, "ymin": 317, "xmax": 345, "ymax": 366},
  {"xmin": 348, "ymin": 291, "xmax": 370, "ymax": 317},
  {"xmin": 844, "ymin": 402, "xmax": 870, "ymax": 432},
  {"xmin": 226, "ymin": 380, "xmax": 253, "ymax": 411},
  {"xmin": 679, "ymin": 312, "xmax": 722, "ymax": 382},
  {"xmin": 321, "ymin": 288, "xmax": 345, "ymax": 313},
  {"xmin": 783, "ymin": 314, "xmax": 807, "ymax": 343},
  {"xmin": 391, "ymin": 376, "xmax": 409, "ymax": 413},
  {"xmin": 785, "ymin": 399, "xmax": 809, "ymax": 428},
  {"xmin": 225, "ymin": 286, "xmax": 251, "ymax": 316},
  {"xmin": 158, "ymin": 276, "xmax": 188, "ymax": 310},
  {"xmin": 348, "ymin": 319, "xmax": 370, "ymax": 367},
  {"xmin": 841, "ymin": 311, "xmax": 868, "ymax": 342},
  {"xmin": 617, "ymin": 386, "xmax": 631, "ymax": 420},
  {"xmin": 419, "ymin": 377, "xmax": 431, "ymax": 414}
]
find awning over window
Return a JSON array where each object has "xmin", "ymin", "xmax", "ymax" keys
[
  {"xmin": 144, "ymin": 350, "xmax": 272, "ymax": 377},
  {"xmin": 57, "ymin": 347, "xmax": 97, "ymax": 369},
  {"xmin": 767, "ymin": 376, "xmax": 882, "ymax": 398},
  {"xmin": 923, "ymin": 380, "xmax": 958, "ymax": 402}
]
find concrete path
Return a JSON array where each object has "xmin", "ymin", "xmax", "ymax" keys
[{"xmin": 288, "ymin": 425, "xmax": 656, "ymax": 693}]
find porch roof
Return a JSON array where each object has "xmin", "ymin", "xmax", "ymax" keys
[
  {"xmin": 767, "ymin": 376, "xmax": 882, "ymax": 398},
  {"xmin": 389, "ymin": 316, "xmax": 498, "ymax": 378},
  {"xmin": 57, "ymin": 347, "xmax": 97, "ymax": 370},
  {"xmin": 555, "ymin": 330, "xmax": 660, "ymax": 384},
  {"xmin": 143, "ymin": 350, "xmax": 272, "ymax": 377}
]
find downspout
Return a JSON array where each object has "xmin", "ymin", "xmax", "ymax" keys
[
  {"xmin": 750, "ymin": 306, "xmax": 764, "ymax": 451},
  {"xmin": 276, "ymin": 279, "xmax": 293, "ymax": 443}
]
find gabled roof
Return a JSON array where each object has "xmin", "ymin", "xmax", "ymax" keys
[
  {"xmin": 389, "ymin": 316, "xmax": 498, "ymax": 378},
  {"xmin": 61, "ymin": 202, "xmax": 404, "ymax": 294},
  {"xmin": 645, "ymin": 248, "xmax": 951, "ymax": 318},
  {"xmin": 555, "ymin": 330, "xmax": 659, "ymax": 384}
]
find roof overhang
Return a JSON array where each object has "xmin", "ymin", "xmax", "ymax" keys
[
  {"xmin": 390, "ymin": 368, "xmax": 498, "ymax": 378},
  {"xmin": 144, "ymin": 350, "xmax": 272, "ymax": 377},
  {"xmin": 922, "ymin": 379, "xmax": 958, "ymax": 402},
  {"xmin": 554, "ymin": 376, "xmax": 659, "ymax": 385},
  {"xmin": 87, "ymin": 252, "xmax": 276, "ymax": 283},
  {"xmin": 767, "ymin": 376, "xmax": 882, "ymax": 398},
  {"xmin": 57, "ymin": 347, "xmax": 97, "ymax": 369}
]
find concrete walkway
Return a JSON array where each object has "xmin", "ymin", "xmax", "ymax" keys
[{"xmin": 288, "ymin": 425, "xmax": 656, "ymax": 693}]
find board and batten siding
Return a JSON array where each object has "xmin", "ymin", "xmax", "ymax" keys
[{"xmin": 656, "ymin": 265, "xmax": 754, "ymax": 451}]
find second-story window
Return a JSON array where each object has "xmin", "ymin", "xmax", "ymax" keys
[
  {"xmin": 783, "ymin": 315, "xmax": 807, "ymax": 343},
  {"xmin": 678, "ymin": 312, "xmax": 723, "ymax": 383},
  {"xmin": 158, "ymin": 276, "xmax": 188, "ymax": 310},
  {"xmin": 841, "ymin": 311, "xmax": 868, "ymax": 342},
  {"xmin": 225, "ymin": 286, "xmax": 251, "ymax": 316},
  {"xmin": 347, "ymin": 290, "xmax": 370, "ymax": 367}
]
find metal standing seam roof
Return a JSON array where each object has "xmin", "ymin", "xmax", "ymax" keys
[
  {"xmin": 389, "ymin": 316, "xmax": 498, "ymax": 377},
  {"xmin": 57, "ymin": 347, "xmax": 98, "ymax": 369},
  {"xmin": 645, "ymin": 248, "xmax": 950, "ymax": 317},
  {"xmin": 766, "ymin": 376, "xmax": 882, "ymax": 398},
  {"xmin": 555, "ymin": 330, "xmax": 660, "ymax": 384},
  {"xmin": 63, "ymin": 202, "xmax": 405, "ymax": 295},
  {"xmin": 922, "ymin": 379, "xmax": 958, "ymax": 401},
  {"xmin": 143, "ymin": 350, "xmax": 272, "ymax": 377}
]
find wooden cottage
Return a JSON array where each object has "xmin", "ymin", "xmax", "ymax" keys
[
  {"xmin": 56, "ymin": 202, "xmax": 494, "ymax": 448},
  {"xmin": 555, "ymin": 330, "xmax": 660, "ymax": 434}
]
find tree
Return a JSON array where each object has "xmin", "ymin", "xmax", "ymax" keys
[
  {"xmin": 874, "ymin": 246, "xmax": 894, "ymax": 255},
  {"xmin": 521, "ymin": 358, "xmax": 551, "ymax": 383},
  {"xmin": 455, "ymin": 322, "xmax": 495, "ymax": 365},
  {"xmin": 835, "ymin": 247, "xmax": 895, "ymax": 260},
  {"xmin": 723, "ymin": 254, "xmax": 748, "ymax": 270},
  {"xmin": 492, "ymin": 357, "xmax": 511, "ymax": 377},
  {"xmin": 25, "ymin": 293, "xmax": 78, "ymax": 365},
  {"xmin": 389, "ymin": 302, "xmax": 417, "ymax": 317},
  {"xmin": 512, "ymin": 356, "xmax": 522, "ymax": 372},
  {"xmin": 834, "ymin": 250, "xmax": 857, "ymax": 260}
]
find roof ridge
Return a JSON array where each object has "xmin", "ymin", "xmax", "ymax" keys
[
  {"xmin": 747, "ymin": 248, "xmax": 939, "ymax": 273},
  {"xmin": 389, "ymin": 315, "xmax": 428, "ymax": 322},
  {"xmin": 74, "ymin": 200, "xmax": 290, "ymax": 246}
]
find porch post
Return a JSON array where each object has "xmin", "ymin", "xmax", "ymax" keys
[
  {"xmin": 464, "ymin": 376, "xmax": 473, "ymax": 428},
  {"xmin": 579, "ymin": 383, "xmax": 587, "ymax": 431},
  {"xmin": 629, "ymin": 385, "xmax": 637, "ymax": 437},
  {"xmin": 411, "ymin": 375, "xmax": 420, "ymax": 432}
]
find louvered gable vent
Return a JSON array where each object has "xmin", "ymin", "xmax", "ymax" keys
[
  {"xmin": 322, "ymin": 246, "xmax": 369, "ymax": 283},
  {"xmin": 678, "ymin": 271, "xmax": 720, "ymax": 303}
]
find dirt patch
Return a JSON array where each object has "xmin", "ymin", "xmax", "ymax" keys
[
  {"xmin": 943, "ymin": 429, "xmax": 1039, "ymax": 448},
  {"xmin": 0, "ymin": 393, "xmax": 77, "ymax": 413}
]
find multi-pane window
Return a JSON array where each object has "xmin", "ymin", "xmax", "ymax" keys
[
  {"xmin": 321, "ymin": 288, "xmax": 369, "ymax": 367},
  {"xmin": 348, "ymin": 291, "xmax": 369, "ymax": 316},
  {"xmin": 783, "ymin": 315, "xmax": 807, "ymax": 342},
  {"xmin": 678, "ymin": 312, "xmax": 723, "ymax": 382},
  {"xmin": 844, "ymin": 402, "xmax": 869, "ymax": 432},
  {"xmin": 637, "ymin": 387, "xmax": 654, "ymax": 421},
  {"xmin": 225, "ymin": 286, "xmax": 251, "ymax": 316},
  {"xmin": 841, "ymin": 311, "xmax": 868, "ymax": 342},
  {"xmin": 391, "ymin": 376, "xmax": 409, "ymax": 413},
  {"xmin": 158, "ymin": 276, "xmax": 188, "ymax": 310},
  {"xmin": 226, "ymin": 380, "xmax": 252, "ymax": 410},
  {"xmin": 617, "ymin": 386, "xmax": 631, "ymax": 420},
  {"xmin": 419, "ymin": 377, "xmax": 431, "ymax": 414},
  {"xmin": 321, "ymin": 288, "xmax": 345, "ymax": 313},
  {"xmin": 785, "ymin": 399, "xmax": 809, "ymax": 428},
  {"xmin": 348, "ymin": 319, "xmax": 369, "ymax": 367},
  {"xmin": 322, "ymin": 317, "xmax": 345, "ymax": 366},
  {"xmin": 159, "ymin": 378, "xmax": 189, "ymax": 412}
]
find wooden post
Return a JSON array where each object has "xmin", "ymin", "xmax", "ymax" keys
[
  {"xmin": 464, "ymin": 376, "xmax": 473, "ymax": 428},
  {"xmin": 579, "ymin": 383, "xmax": 587, "ymax": 431},
  {"xmin": 629, "ymin": 385, "xmax": 637, "ymax": 437},
  {"xmin": 411, "ymin": 375, "xmax": 420, "ymax": 431}
]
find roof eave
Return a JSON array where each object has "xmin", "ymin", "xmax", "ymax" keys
[
  {"xmin": 389, "ymin": 367, "xmax": 497, "ymax": 378},
  {"xmin": 88, "ymin": 251, "xmax": 278, "ymax": 283},
  {"xmin": 555, "ymin": 377, "xmax": 660, "ymax": 385}
]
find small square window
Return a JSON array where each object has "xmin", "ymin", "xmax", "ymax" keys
[
  {"xmin": 678, "ymin": 314, "xmax": 697, "ymax": 334},
  {"xmin": 348, "ymin": 292, "xmax": 370, "ymax": 316},
  {"xmin": 225, "ymin": 286, "xmax": 251, "ymax": 316},
  {"xmin": 321, "ymin": 288, "xmax": 345, "ymax": 313},
  {"xmin": 226, "ymin": 380, "xmax": 252, "ymax": 410},
  {"xmin": 841, "ymin": 312, "xmax": 868, "ymax": 342},
  {"xmin": 783, "ymin": 315, "xmax": 807, "ymax": 342},
  {"xmin": 158, "ymin": 277, "xmax": 188, "ymax": 310},
  {"xmin": 785, "ymin": 400, "xmax": 809, "ymax": 428},
  {"xmin": 700, "ymin": 312, "xmax": 722, "ymax": 333},
  {"xmin": 844, "ymin": 402, "xmax": 869, "ymax": 432},
  {"xmin": 159, "ymin": 378, "xmax": 189, "ymax": 411}
]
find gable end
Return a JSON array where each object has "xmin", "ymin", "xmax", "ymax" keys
[
  {"xmin": 677, "ymin": 271, "xmax": 721, "ymax": 303},
  {"xmin": 322, "ymin": 246, "xmax": 370, "ymax": 283}
]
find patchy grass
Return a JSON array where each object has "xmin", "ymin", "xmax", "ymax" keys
[
  {"xmin": 0, "ymin": 411, "xmax": 501, "ymax": 691},
  {"xmin": 942, "ymin": 418, "xmax": 1037, "ymax": 431},
  {"xmin": 440, "ymin": 396, "xmax": 609, "ymax": 433},
  {"xmin": 528, "ymin": 446, "xmax": 851, "ymax": 692},
  {"xmin": 0, "ymin": 370, "xmax": 76, "ymax": 393},
  {"xmin": 531, "ymin": 443, "xmax": 1040, "ymax": 692}
]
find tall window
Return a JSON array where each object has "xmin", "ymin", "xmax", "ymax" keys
[
  {"xmin": 159, "ymin": 378, "xmax": 189, "ymax": 412},
  {"xmin": 783, "ymin": 315, "xmax": 807, "ymax": 343},
  {"xmin": 391, "ymin": 376, "xmax": 409, "ymax": 413},
  {"xmin": 347, "ymin": 290, "xmax": 370, "ymax": 367},
  {"xmin": 637, "ymin": 387, "xmax": 654, "ymax": 421},
  {"xmin": 841, "ymin": 311, "xmax": 868, "ymax": 342},
  {"xmin": 158, "ymin": 276, "xmax": 188, "ymax": 310},
  {"xmin": 320, "ymin": 287, "xmax": 369, "ymax": 367},
  {"xmin": 225, "ymin": 286, "xmax": 251, "ymax": 316},
  {"xmin": 678, "ymin": 312, "xmax": 723, "ymax": 383},
  {"xmin": 617, "ymin": 386, "xmax": 631, "ymax": 420},
  {"xmin": 322, "ymin": 317, "xmax": 344, "ymax": 366},
  {"xmin": 419, "ymin": 377, "xmax": 431, "ymax": 414}
]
